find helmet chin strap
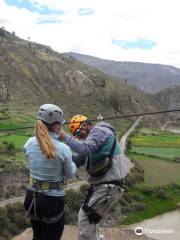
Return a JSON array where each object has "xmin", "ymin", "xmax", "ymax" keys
[
  {"xmin": 76, "ymin": 126, "xmax": 89, "ymax": 139},
  {"xmin": 81, "ymin": 126, "xmax": 90, "ymax": 135}
]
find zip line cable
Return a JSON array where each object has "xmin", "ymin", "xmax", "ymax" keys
[
  {"xmin": 0, "ymin": 108, "xmax": 180, "ymax": 132},
  {"xmin": 88, "ymin": 108, "xmax": 180, "ymax": 122}
]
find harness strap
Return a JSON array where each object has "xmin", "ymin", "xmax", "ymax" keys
[
  {"xmin": 25, "ymin": 194, "xmax": 35, "ymax": 218},
  {"xmin": 82, "ymin": 204, "xmax": 102, "ymax": 224},
  {"xmin": 82, "ymin": 180, "xmax": 126, "ymax": 224},
  {"xmin": 82, "ymin": 185, "xmax": 106, "ymax": 224},
  {"xmin": 28, "ymin": 177, "xmax": 65, "ymax": 190},
  {"xmin": 96, "ymin": 178, "xmax": 128, "ymax": 191},
  {"xmin": 25, "ymin": 190, "xmax": 64, "ymax": 223},
  {"xmin": 25, "ymin": 191, "xmax": 39, "ymax": 220}
]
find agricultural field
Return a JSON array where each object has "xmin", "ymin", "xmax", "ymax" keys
[
  {"xmin": 128, "ymin": 128, "xmax": 180, "ymax": 186},
  {"xmin": 0, "ymin": 120, "xmax": 34, "ymax": 172},
  {"xmin": 0, "ymin": 134, "xmax": 29, "ymax": 149},
  {"xmin": 129, "ymin": 154, "xmax": 180, "ymax": 185},
  {"xmin": 131, "ymin": 147, "xmax": 180, "ymax": 160},
  {"xmin": 131, "ymin": 133, "xmax": 180, "ymax": 148}
]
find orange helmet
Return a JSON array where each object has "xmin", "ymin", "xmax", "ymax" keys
[{"xmin": 69, "ymin": 115, "xmax": 87, "ymax": 135}]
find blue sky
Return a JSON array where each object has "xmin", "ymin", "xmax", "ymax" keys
[
  {"xmin": 78, "ymin": 8, "xmax": 94, "ymax": 16},
  {"xmin": 112, "ymin": 39, "xmax": 157, "ymax": 50},
  {"xmin": 1, "ymin": 0, "xmax": 180, "ymax": 67},
  {"xmin": 5, "ymin": 0, "xmax": 64, "ymax": 15}
]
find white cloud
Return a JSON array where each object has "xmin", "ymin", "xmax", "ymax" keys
[{"xmin": 1, "ymin": 0, "xmax": 180, "ymax": 67}]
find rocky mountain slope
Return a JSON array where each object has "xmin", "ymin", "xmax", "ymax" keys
[
  {"xmin": 155, "ymin": 85, "xmax": 180, "ymax": 109},
  {"xmin": 67, "ymin": 52, "xmax": 180, "ymax": 93},
  {"xmin": 154, "ymin": 85, "xmax": 180, "ymax": 122},
  {"xmin": 0, "ymin": 28, "xmax": 159, "ymax": 120}
]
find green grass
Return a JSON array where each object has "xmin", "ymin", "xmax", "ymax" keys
[
  {"xmin": 128, "ymin": 130, "xmax": 180, "ymax": 185},
  {"xmin": 121, "ymin": 128, "xmax": 180, "ymax": 225},
  {"xmin": 131, "ymin": 134, "xmax": 180, "ymax": 148},
  {"xmin": 129, "ymin": 153, "xmax": 180, "ymax": 185},
  {"xmin": 131, "ymin": 146, "xmax": 180, "ymax": 160},
  {"xmin": 121, "ymin": 185, "xmax": 180, "ymax": 224},
  {"xmin": 0, "ymin": 134, "xmax": 29, "ymax": 148},
  {"xmin": 0, "ymin": 121, "xmax": 34, "ymax": 130},
  {"xmin": 0, "ymin": 120, "xmax": 34, "ymax": 139}
]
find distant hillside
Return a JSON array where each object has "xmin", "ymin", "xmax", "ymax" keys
[
  {"xmin": 155, "ymin": 85, "xmax": 180, "ymax": 109},
  {"xmin": 66, "ymin": 52, "xmax": 180, "ymax": 93},
  {"xmin": 0, "ymin": 28, "xmax": 159, "ymax": 121}
]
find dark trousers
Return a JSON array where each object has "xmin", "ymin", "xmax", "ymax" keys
[{"xmin": 24, "ymin": 189, "xmax": 64, "ymax": 240}]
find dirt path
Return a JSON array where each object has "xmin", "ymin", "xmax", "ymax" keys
[
  {"xmin": 13, "ymin": 225, "xmax": 154, "ymax": 240},
  {"xmin": 161, "ymin": 121, "xmax": 180, "ymax": 134},
  {"xmin": 120, "ymin": 116, "xmax": 143, "ymax": 172},
  {"xmin": 0, "ymin": 180, "xmax": 87, "ymax": 208}
]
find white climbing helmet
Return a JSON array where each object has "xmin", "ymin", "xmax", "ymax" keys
[{"xmin": 37, "ymin": 104, "xmax": 65, "ymax": 125}]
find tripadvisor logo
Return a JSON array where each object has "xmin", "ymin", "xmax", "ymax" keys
[{"xmin": 135, "ymin": 227, "xmax": 143, "ymax": 235}]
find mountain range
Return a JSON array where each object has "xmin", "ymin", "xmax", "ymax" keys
[
  {"xmin": 67, "ymin": 52, "xmax": 180, "ymax": 94},
  {"xmin": 0, "ymin": 28, "xmax": 159, "ymax": 122}
]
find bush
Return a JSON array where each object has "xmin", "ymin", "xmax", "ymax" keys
[
  {"xmin": 0, "ymin": 207, "xmax": 9, "ymax": 229},
  {"xmin": 132, "ymin": 193, "xmax": 143, "ymax": 202},
  {"xmin": 133, "ymin": 202, "xmax": 146, "ymax": 211},
  {"xmin": 169, "ymin": 183, "xmax": 180, "ymax": 190},
  {"xmin": 174, "ymin": 157, "xmax": 180, "ymax": 163},
  {"xmin": 79, "ymin": 183, "xmax": 89, "ymax": 194},
  {"xmin": 132, "ymin": 174, "xmax": 144, "ymax": 183},
  {"xmin": 154, "ymin": 189, "xmax": 168, "ymax": 199},
  {"xmin": 126, "ymin": 140, "xmax": 132, "ymax": 151},
  {"xmin": 0, "ymin": 202, "xmax": 29, "ymax": 240},
  {"xmin": 121, "ymin": 206, "xmax": 132, "ymax": 214},
  {"xmin": 64, "ymin": 189, "xmax": 83, "ymax": 224},
  {"xmin": 119, "ymin": 197, "xmax": 129, "ymax": 207},
  {"xmin": 6, "ymin": 142, "xmax": 15, "ymax": 151},
  {"xmin": 125, "ymin": 177, "xmax": 134, "ymax": 188},
  {"xmin": 141, "ymin": 186, "xmax": 154, "ymax": 195},
  {"xmin": 14, "ymin": 213, "xmax": 26, "ymax": 228},
  {"xmin": 123, "ymin": 193, "xmax": 133, "ymax": 203}
]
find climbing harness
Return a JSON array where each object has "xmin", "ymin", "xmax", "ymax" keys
[
  {"xmin": 82, "ymin": 185, "xmax": 102, "ymax": 224},
  {"xmin": 28, "ymin": 177, "xmax": 66, "ymax": 190},
  {"xmin": 82, "ymin": 182, "xmax": 124, "ymax": 224},
  {"xmin": 25, "ymin": 178, "xmax": 65, "ymax": 223},
  {"xmin": 25, "ymin": 190, "xmax": 64, "ymax": 223}
]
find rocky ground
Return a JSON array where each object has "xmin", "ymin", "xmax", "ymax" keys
[{"xmin": 13, "ymin": 225, "xmax": 155, "ymax": 240}]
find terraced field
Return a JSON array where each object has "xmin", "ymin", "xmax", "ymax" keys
[
  {"xmin": 129, "ymin": 130, "xmax": 180, "ymax": 186},
  {"xmin": 131, "ymin": 147, "xmax": 180, "ymax": 160},
  {"xmin": 131, "ymin": 134, "xmax": 180, "ymax": 148}
]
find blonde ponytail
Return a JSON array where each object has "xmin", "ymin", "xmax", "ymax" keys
[{"xmin": 35, "ymin": 120, "xmax": 56, "ymax": 160}]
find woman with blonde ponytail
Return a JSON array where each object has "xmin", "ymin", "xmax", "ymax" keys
[
  {"xmin": 23, "ymin": 104, "xmax": 76, "ymax": 240},
  {"xmin": 35, "ymin": 120, "xmax": 57, "ymax": 160}
]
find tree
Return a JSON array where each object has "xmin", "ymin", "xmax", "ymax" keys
[
  {"xmin": 0, "ymin": 27, "xmax": 5, "ymax": 37},
  {"xmin": 6, "ymin": 142, "xmax": 15, "ymax": 151}
]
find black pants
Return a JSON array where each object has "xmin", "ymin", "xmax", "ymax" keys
[{"xmin": 24, "ymin": 189, "xmax": 64, "ymax": 240}]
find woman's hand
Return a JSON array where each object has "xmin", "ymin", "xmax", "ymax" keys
[
  {"xmin": 51, "ymin": 123, "xmax": 61, "ymax": 134},
  {"xmin": 58, "ymin": 129, "xmax": 66, "ymax": 140},
  {"xmin": 52, "ymin": 123, "xmax": 66, "ymax": 140}
]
